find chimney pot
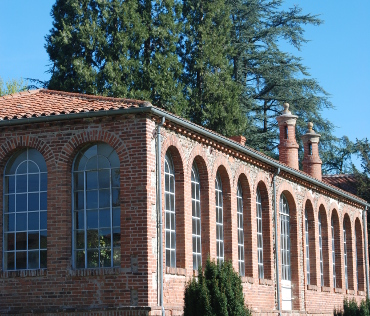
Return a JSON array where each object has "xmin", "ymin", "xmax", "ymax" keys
[{"xmin": 302, "ymin": 122, "xmax": 322, "ymax": 180}]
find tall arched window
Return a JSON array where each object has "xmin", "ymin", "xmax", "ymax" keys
[
  {"xmin": 343, "ymin": 221, "xmax": 348, "ymax": 290},
  {"xmin": 73, "ymin": 143, "xmax": 120, "ymax": 269},
  {"xmin": 164, "ymin": 154, "xmax": 176, "ymax": 267},
  {"xmin": 215, "ymin": 172, "xmax": 224, "ymax": 265},
  {"xmin": 191, "ymin": 163, "xmax": 201, "ymax": 270},
  {"xmin": 4, "ymin": 148, "xmax": 47, "ymax": 270},
  {"xmin": 305, "ymin": 210, "xmax": 310, "ymax": 285},
  {"xmin": 318, "ymin": 213, "xmax": 324, "ymax": 286},
  {"xmin": 256, "ymin": 188, "xmax": 264, "ymax": 279},
  {"xmin": 237, "ymin": 181, "xmax": 244, "ymax": 276},
  {"xmin": 331, "ymin": 218, "xmax": 336, "ymax": 288}
]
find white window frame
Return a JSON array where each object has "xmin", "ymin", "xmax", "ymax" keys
[
  {"xmin": 164, "ymin": 154, "xmax": 176, "ymax": 268},
  {"xmin": 343, "ymin": 221, "xmax": 348, "ymax": 290},
  {"xmin": 256, "ymin": 187, "xmax": 264, "ymax": 279},
  {"xmin": 215, "ymin": 172, "xmax": 224, "ymax": 265},
  {"xmin": 72, "ymin": 143, "xmax": 120, "ymax": 269},
  {"xmin": 280, "ymin": 194, "xmax": 291, "ymax": 281},
  {"xmin": 191, "ymin": 163, "xmax": 201, "ymax": 270},
  {"xmin": 3, "ymin": 148, "xmax": 47, "ymax": 271},
  {"xmin": 305, "ymin": 210, "xmax": 310, "ymax": 285},
  {"xmin": 237, "ymin": 181, "xmax": 245, "ymax": 276},
  {"xmin": 318, "ymin": 213, "xmax": 324, "ymax": 286},
  {"xmin": 332, "ymin": 217, "xmax": 336, "ymax": 288}
]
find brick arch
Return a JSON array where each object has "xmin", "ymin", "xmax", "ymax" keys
[
  {"xmin": 303, "ymin": 196, "xmax": 317, "ymax": 286},
  {"xmin": 276, "ymin": 183, "xmax": 300, "ymax": 310},
  {"xmin": 0, "ymin": 136, "xmax": 56, "ymax": 171},
  {"xmin": 331, "ymin": 208, "xmax": 342, "ymax": 288},
  {"xmin": 255, "ymin": 176, "xmax": 273, "ymax": 280},
  {"xmin": 343, "ymin": 213, "xmax": 354, "ymax": 290},
  {"xmin": 355, "ymin": 217, "xmax": 365, "ymax": 291},
  {"xmin": 58, "ymin": 130, "xmax": 128, "ymax": 170},
  {"xmin": 318, "ymin": 204, "xmax": 330, "ymax": 287},
  {"xmin": 235, "ymin": 170, "xmax": 252, "ymax": 277},
  {"xmin": 188, "ymin": 149, "xmax": 211, "ymax": 267},
  {"xmin": 163, "ymin": 144, "xmax": 186, "ymax": 269}
]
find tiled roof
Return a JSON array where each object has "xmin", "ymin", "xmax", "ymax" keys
[
  {"xmin": 322, "ymin": 174, "xmax": 358, "ymax": 195},
  {"xmin": 0, "ymin": 89, "xmax": 147, "ymax": 120}
]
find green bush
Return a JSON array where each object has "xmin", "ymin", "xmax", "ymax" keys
[
  {"xmin": 184, "ymin": 258, "xmax": 251, "ymax": 316},
  {"xmin": 334, "ymin": 298, "xmax": 370, "ymax": 316}
]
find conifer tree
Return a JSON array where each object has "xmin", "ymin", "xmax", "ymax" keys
[
  {"xmin": 228, "ymin": 0, "xmax": 334, "ymax": 158},
  {"xmin": 46, "ymin": 0, "xmax": 185, "ymax": 114},
  {"xmin": 179, "ymin": 0, "xmax": 246, "ymax": 136}
]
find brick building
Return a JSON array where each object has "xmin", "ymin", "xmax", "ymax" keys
[{"xmin": 0, "ymin": 89, "xmax": 368, "ymax": 315}]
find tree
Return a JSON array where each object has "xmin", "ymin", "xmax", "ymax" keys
[
  {"xmin": 46, "ymin": 0, "xmax": 185, "ymax": 114},
  {"xmin": 0, "ymin": 77, "xmax": 27, "ymax": 96},
  {"xmin": 179, "ymin": 0, "xmax": 247, "ymax": 136},
  {"xmin": 228, "ymin": 0, "xmax": 334, "ymax": 157},
  {"xmin": 184, "ymin": 259, "xmax": 250, "ymax": 316},
  {"xmin": 321, "ymin": 136, "xmax": 356, "ymax": 175},
  {"xmin": 353, "ymin": 139, "xmax": 370, "ymax": 203}
]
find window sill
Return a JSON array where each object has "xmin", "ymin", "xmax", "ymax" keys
[
  {"xmin": 241, "ymin": 277, "xmax": 254, "ymax": 284},
  {"xmin": 358, "ymin": 290, "xmax": 366, "ymax": 296},
  {"xmin": 334, "ymin": 288, "xmax": 343, "ymax": 294},
  {"xmin": 68, "ymin": 267, "xmax": 126, "ymax": 277},
  {"xmin": 307, "ymin": 284, "xmax": 318, "ymax": 291},
  {"xmin": 259, "ymin": 278, "xmax": 273, "ymax": 286},
  {"xmin": 321, "ymin": 286, "xmax": 331, "ymax": 293},
  {"xmin": 165, "ymin": 266, "xmax": 186, "ymax": 276},
  {"xmin": 346, "ymin": 289, "xmax": 355, "ymax": 295},
  {"xmin": 0, "ymin": 269, "xmax": 47, "ymax": 278}
]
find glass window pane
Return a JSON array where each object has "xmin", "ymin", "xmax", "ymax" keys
[
  {"xmin": 16, "ymin": 175, "xmax": 27, "ymax": 192},
  {"xmin": 74, "ymin": 172, "xmax": 84, "ymax": 191},
  {"xmin": 16, "ymin": 213, "xmax": 27, "ymax": 231},
  {"xmin": 87, "ymin": 210, "xmax": 99, "ymax": 229},
  {"xmin": 40, "ymin": 211, "xmax": 47, "ymax": 230},
  {"xmin": 75, "ymin": 191, "xmax": 84, "ymax": 210},
  {"xmin": 16, "ymin": 194, "xmax": 27, "ymax": 212},
  {"xmin": 99, "ymin": 229, "xmax": 111, "ymax": 248},
  {"xmin": 86, "ymin": 190, "xmax": 98, "ymax": 209},
  {"xmin": 76, "ymin": 250, "xmax": 85, "ymax": 268},
  {"xmin": 28, "ymin": 174, "xmax": 39, "ymax": 192},
  {"xmin": 99, "ymin": 209, "xmax": 110, "ymax": 228},
  {"xmin": 113, "ymin": 208, "xmax": 120, "ymax": 227},
  {"xmin": 98, "ymin": 156, "xmax": 110, "ymax": 169},
  {"xmin": 74, "ymin": 211, "xmax": 84, "ymax": 229},
  {"xmin": 99, "ymin": 190, "xmax": 110, "ymax": 208},
  {"xmin": 28, "ymin": 251, "xmax": 39, "ymax": 269},
  {"xmin": 5, "ymin": 176, "xmax": 15, "ymax": 194},
  {"xmin": 113, "ymin": 227, "xmax": 120, "ymax": 247},
  {"xmin": 112, "ymin": 189, "xmax": 120, "ymax": 207},
  {"xmin": 87, "ymin": 229, "xmax": 99, "ymax": 248},
  {"xmin": 113, "ymin": 247, "xmax": 120, "ymax": 266},
  {"xmin": 86, "ymin": 171, "xmax": 98, "ymax": 189},
  {"xmin": 112, "ymin": 169, "xmax": 120, "ymax": 188},
  {"xmin": 16, "ymin": 232, "xmax": 27, "ymax": 250},
  {"xmin": 4, "ymin": 214, "xmax": 15, "ymax": 232},
  {"xmin": 87, "ymin": 249, "xmax": 99, "ymax": 268},
  {"xmin": 75, "ymin": 230, "xmax": 85, "ymax": 249},
  {"xmin": 17, "ymin": 161, "xmax": 27, "ymax": 174},
  {"xmin": 108, "ymin": 151, "xmax": 119, "ymax": 168},
  {"xmin": 98, "ymin": 170, "xmax": 110, "ymax": 189},
  {"xmin": 28, "ymin": 212, "xmax": 39, "ymax": 230},
  {"xmin": 16, "ymin": 251, "xmax": 27, "ymax": 269},
  {"xmin": 40, "ymin": 173, "xmax": 47, "ymax": 191},
  {"xmin": 5, "ymin": 194, "xmax": 15, "ymax": 213},
  {"xmin": 28, "ymin": 193, "xmax": 39, "ymax": 211},
  {"xmin": 28, "ymin": 232, "xmax": 39, "ymax": 250},
  {"xmin": 40, "ymin": 231, "xmax": 47, "ymax": 249},
  {"xmin": 40, "ymin": 250, "xmax": 47, "ymax": 268},
  {"xmin": 40, "ymin": 192, "xmax": 47, "ymax": 210},
  {"xmin": 5, "ymin": 252, "xmax": 15, "ymax": 270},
  {"xmin": 5, "ymin": 233, "xmax": 15, "ymax": 251},
  {"xmin": 86, "ymin": 156, "xmax": 98, "ymax": 171}
]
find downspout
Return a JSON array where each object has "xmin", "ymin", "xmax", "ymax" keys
[
  {"xmin": 273, "ymin": 167, "xmax": 281, "ymax": 315},
  {"xmin": 363, "ymin": 206, "xmax": 369, "ymax": 298},
  {"xmin": 156, "ymin": 117, "xmax": 165, "ymax": 316}
]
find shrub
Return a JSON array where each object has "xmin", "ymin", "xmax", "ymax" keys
[
  {"xmin": 334, "ymin": 298, "xmax": 370, "ymax": 316},
  {"xmin": 184, "ymin": 258, "xmax": 251, "ymax": 316}
]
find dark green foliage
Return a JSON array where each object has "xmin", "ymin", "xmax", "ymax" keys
[
  {"xmin": 46, "ymin": 0, "xmax": 185, "ymax": 114},
  {"xmin": 184, "ymin": 259, "xmax": 251, "ymax": 316},
  {"xmin": 334, "ymin": 299, "xmax": 370, "ymax": 316},
  {"xmin": 179, "ymin": 0, "xmax": 247, "ymax": 136},
  {"xmin": 353, "ymin": 139, "xmax": 370, "ymax": 204}
]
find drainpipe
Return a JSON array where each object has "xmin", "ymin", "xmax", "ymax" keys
[
  {"xmin": 363, "ymin": 206, "xmax": 369, "ymax": 298},
  {"xmin": 273, "ymin": 167, "xmax": 281, "ymax": 315},
  {"xmin": 156, "ymin": 117, "xmax": 165, "ymax": 316}
]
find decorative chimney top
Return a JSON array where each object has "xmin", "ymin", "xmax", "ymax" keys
[
  {"xmin": 302, "ymin": 122, "xmax": 321, "ymax": 141},
  {"xmin": 302, "ymin": 122, "xmax": 322, "ymax": 180}
]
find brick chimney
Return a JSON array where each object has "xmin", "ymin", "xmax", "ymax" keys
[
  {"xmin": 302, "ymin": 122, "xmax": 322, "ymax": 181},
  {"xmin": 276, "ymin": 103, "xmax": 299, "ymax": 169},
  {"xmin": 229, "ymin": 135, "xmax": 246, "ymax": 146}
]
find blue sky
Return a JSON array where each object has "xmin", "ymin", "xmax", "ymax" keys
[{"xmin": 0, "ymin": 1, "xmax": 369, "ymax": 167}]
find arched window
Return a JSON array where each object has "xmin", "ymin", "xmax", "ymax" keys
[
  {"xmin": 280, "ymin": 194, "xmax": 291, "ymax": 281},
  {"xmin": 237, "ymin": 181, "xmax": 244, "ymax": 276},
  {"xmin": 256, "ymin": 187, "xmax": 264, "ymax": 279},
  {"xmin": 318, "ymin": 213, "xmax": 324, "ymax": 286},
  {"xmin": 191, "ymin": 163, "xmax": 201, "ymax": 270},
  {"xmin": 331, "ymin": 218, "xmax": 336, "ymax": 288},
  {"xmin": 4, "ymin": 148, "xmax": 47, "ymax": 270},
  {"xmin": 305, "ymin": 210, "xmax": 310, "ymax": 285},
  {"xmin": 343, "ymin": 221, "xmax": 348, "ymax": 290},
  {"xmin": 164, "ymin": 154, "xmax": 176, "ymax": 267},
  {"xmin": 72, "ymin": 143, "xmax": 120, "ymax": 269},
  {"xmin": 215, "ymin": 172, "xmax": 224, "ymax": 265}
]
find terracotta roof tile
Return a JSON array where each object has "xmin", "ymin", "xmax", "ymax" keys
[
  {"xmin": 322, "ymin": 174, "xmax": 358, "ymax": 195},
  {"xmin": 0, "ymin": 89, "xmax": 147, "ymax": 120}
]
